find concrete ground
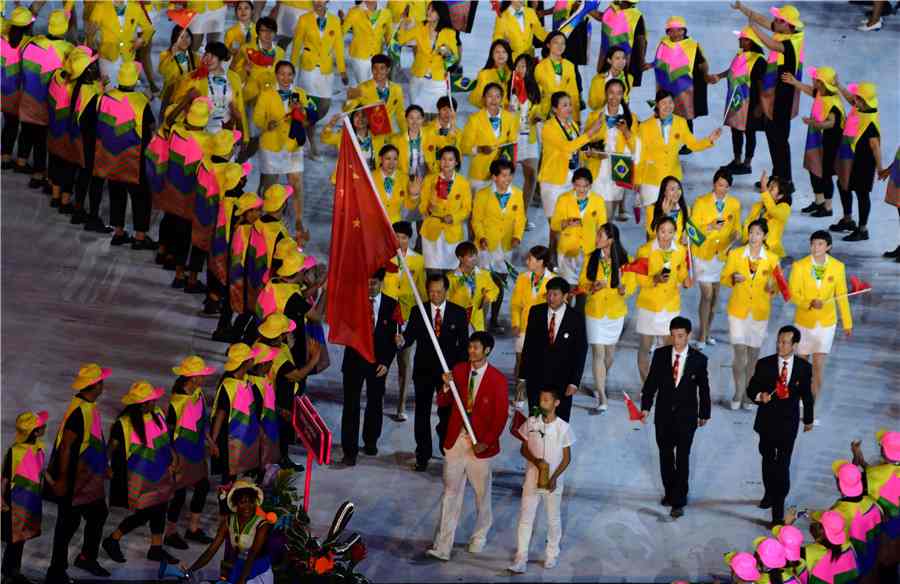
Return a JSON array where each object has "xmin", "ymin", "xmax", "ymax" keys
[{"xmin": 1, "ymin": 2, "xmax": 898, "ymax": 582}]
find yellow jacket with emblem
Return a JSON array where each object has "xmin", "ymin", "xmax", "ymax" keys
[
  {"xmin": 253, "ymin": 85, "xmax": 311, "ymax": 154},
  {"xmin": 418, "ymin": 173, "xmax": 472, "ymax": 244},
  {"xmin": 635, "ymin": 114, "xmax": 713, "ymax": 186},
  {"xmin": 342, "ymin": 5, "xmax": 392, "ymax": 60},
  {"xmin": 471, "ymin": 185, "xmax": 526, "ymax": 253},
  {"xmin": 690, "ymin": 193, "xmax": 742, "ymax": 261},
  {"xmin": 551, "ymin": 192, "xmax": 608, "ymax": 257},
  {"xmin": 373, "ymin": 168, "xmax": 417, "ymax": 224},
  {"xmin": 743, "ymin": 190, "xmax": 790, "ymax": 258},
  {"xmin": 396, "ymin": 24, "xmax": 458, "ymax": 81},
  {"xmin": 491, "ymin": 5, "xmax": 547, "ymax": 60},
  {"xmin": 460, "ymin": 108, "xmax": 520, "ymax": 181},
  {"xmin": 87, "ymin": 1, "xmax": 154, "ymax": 63},
  {"xmin": 539, "ymin": 117, "xmax": 595, "ymax": 185},
  {"xmin": 291, "ymin": 11, "xmax": 346, "ymax": 75},
  {"xmin": 588, "ymin": 70, "xmax": 633, "ymax": 110},
  {"xmin": 345, "ymin": 79, "xmax": 407, "ymax": 134},
  {"xmin": 231, "ymin": 42, "xmax": 285, "ymax": 105},
  {"xmin": 578, "ymin": 253, "xmax": 637, "ymax": 319},
  {"xmin": 720, "ymin": 245, "xmax": 780, "ymax": 321},
  {"xmin": 422, "ymin": 120, "xmax": 461, "ymax": 174},
  {"xmin": 468, "ymin": 66, "xmax": 512, "ymax": 108},
  {"xmin": 580, "ymin": 109, "xmax": 637, "ymax": 185},
  {"xmin": 510, "ymin": 270, "xmax": 556, "ymax": 332},
  {"xmin": 789, "ymin": 255, "xmax": 852, "ymax": 330},
  {"xmin": 447, "ymin": 267, "xmax": 500, "ymax": 332},
  {"xmin": 383, "ymin": 250, "xmax": 426, "ymax": 321},
  {"xmin": 635, "ymin": 241, "xmax": 689, "ymax": 312},
  {"xmin": 534, "ymin": 57, "xmax": 580, "ymax": 120}
]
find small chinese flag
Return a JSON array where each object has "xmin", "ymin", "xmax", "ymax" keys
[
  {"xmin": 849, "ymin": 275, "xmax": 872, "ymax": 294},
  {"xmin": 365, "ymin": 103, "xmax": 392, "ymax": 136},
  {"xmin": 633, "ymin": 205, "xmax": 641, "ymax": 224},
  {"xmin": 246, "ymin": 49, "xmax": 275, "ymax": 68},
  {"xmin": 773, "ymin": 265, "xmax": 791, "ymax": 301},
  {"xmin": 167, "ymin": 8, "xmax": 197, "ymax": 29},
  {"xmin": 622, "ymin": 257, "xmax": 649, "ymax": 275},
  {"xmin": 509, "ymin": 408, "xmax": 528, "ymax": 442},
  {"xmin": 623, "ymin": 392, "xmax": 643, "ymax": 421}
]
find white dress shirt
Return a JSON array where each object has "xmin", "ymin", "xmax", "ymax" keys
[
  {"xmin": 671, "ymin": 346, "xmax": 689, "ymax": 387},
  {"xmin": 370, "ymin": 293, "xmax": 382, "ymax": 327},
  {"xmin": 547, "ymin": 303, "xmax": 566, "ymax": 340},
  {"xmin": 430, "ymin": 301, "xmax": 447, "ymax": 328},
  {"xmin": 777, "ymin": 355, "xmax": 794, "ymax": 388}
]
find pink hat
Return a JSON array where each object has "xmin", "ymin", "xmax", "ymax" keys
[
  {"xmin": 877, "ymin": 429, "xmax": 900, "ymax": 463},
  {"xmin": 820, "ymin": 510, "xmax": 846, "ymax": 545},
  {"xmin": 755, "ymin": 537, "xmax": 787, "ymax": 569},
  {"xmin": 832, "ymin": 460, "xmax": 863, "ymax": 497},
  {"xmin": 729, "ymin": 552, "xmax": 760, "ymax": 582},
  {"xmin": 772, "ymin": 525, "xmax": 803, "ymax": 561}
]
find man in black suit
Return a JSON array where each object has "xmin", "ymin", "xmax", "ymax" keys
[
  {"xmin": 746, "ymin": 325, "xmax": 814, "ymax": 528},
  {"xmin": 340, "ymin": 269, "xmax": 400, "ymax": 466},
  {"xmin": 401, "ymin": 273, "xmax": 469, "ymax": 471},
  {"xmin": 640, "ymin": 316, "xmax": 711, "ymax": 519},
  {"xmin": 520, "ymin": 277, "xmax": 588, "ymax": 422}
]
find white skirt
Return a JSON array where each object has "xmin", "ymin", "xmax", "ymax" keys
[
  {"xmin": 694, "ymin": 256, "xmax": 724, "ymax": 284},
  {"xmin": 593, "ymin": 158, "xmax": 626, "ymax": 202},
  {"xmin": 587, "ymin": 315, "xmax": 625, "ymax": 345},
  {"xmin": 636, "ymin": 308, "xmax": 678, "ymax": 337},
  {"xmin": 728, "ymin": 315, "xmax": 768, "ymax": 348},
  {"xmin": 259, "ymin": 147, "xmax": 304, "ymax": 175},
  {"xmin": 639, "ymin": 183, "xmax": 660, "ymax": 207},
  {"xmin": 556, "ymin": 252, "xmax": 584, "ymax": 286},
  {"xmin": 797, "ymin": 323, "xmax": 837, "ymax": 355},
  {"xmin": 276, "ymin": 5, "xmax": 305, "ymax": 37},
  {"xmin": 422, "ymin": 233, "xmax": 458, "ymax": 270},
  {"xmin": 189, "ymin": 6, "xmax": 226, "ymax": 35},
  {"xmin": 348, "ymin": 56, "xmax": 372, "ymax": 86},
  {"xmin": 409, "ymin": 76, "xmax": 447, "ymax": 114},
  {"xmin": 300, "ymin": 68, "xmax": 335, "ymax": 99},
  {"xmin": 478, "ymin": 246, "xmax": 510, "ymax": 274},
  {"xmin": 540, "ymin": 180, "xmax": 571, "ymax": 220},
  {"xmin": 517, "ymin": 133, "xmax": 539, "ymax": 161}
]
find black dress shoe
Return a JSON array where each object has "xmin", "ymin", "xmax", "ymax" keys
[
  {"xmin": 146, "ymin": 546, "xmax": 178, "ymax": 564},
  {"xmin": 110, "ymin": 232, "xmax": 132, "ymax": 246},
  {"xmin": 171, "ymin": 277, "xmax": 186, "ymax": 289},
  {"xmin": 670, "ymin": 507, "xmax": 685, "ymax": 518},
  {"xmin": 69, "ymin": 209, "xmax": 87, "ymax": 225},
  {"xmin": 759, "ymin": 498, "xmax": 772, "ymax": 509},
  {"xmin": 829, "ymin": 217, "xmax": 857, "ymax": 232},
  {"xmin": 0, "ymin": 160, "xmax": 13, "ymax": 170},
  {"xmin": 810, "ymin": 206, "xmax": 833, "ymax": 217},
  {"xmin": 102, "ymin": 536, "xmax": 126, "ymax": 563},
  {"xmin": 14, "ymin": 163, "xmax": 33, "ymax": 174},
  {"xmin": 43, "ymin": 569, "xmax": 74, "ymax": 584},
  {"xmin": 184, "ymin": 529, "xmax": 214, "ymax": 544},
  {"xmin": 184, "ymin": 281, "xmax": 208, "ymax": 294},
  {"xmin": 363, "ymin": 445, "xmax": 378, "ymax": 456},
  {"xmin": 660, "ymin": 496, "xmax": 672, "ymax": 507},
  {"xmin": 414, "ymin": 462, "xmax": 428, "ymax": 472},
  {"xmin": 884, "ymin": 245, "xmax": 900, "ymax": 258},
  {"xmin": 201, "ymin": 298, "xmax": 221, "ymax": 315},
  {"xmin": 164, "ymin": 532, "xmax": 189, "ymax": 550},
  {"xmin": 843, "ymin": 228, "xmax": 869, "ymax": 241},
  {"xmin": 279, "ymin": 456, "xmax": 304, "ymax": 472},
  {"xmin": 801, "ymin": 202, "xmax": 821, "ymax": 213},
  {"xmin": 84, "ymin": 217, "xmax": 113, "ymax": 233},
  {"xmin": 59, "ymin": 203, "xmax": 74, "ymax": 215},
  {"xmin": 49, "ymin": 197, "xmax": 61, "ymax": 208},
  {"xmin": 131, "ymin": 237, "xmax": 159, "ymax": 251},
  {"xmin": 27, "ymin": 177, "xmax": 47, "ymax": 189},
  {"xmin": 341, "ymin": 456, "xmax": 357, "ymax": 467},
  {"xmin": 732, "ymin": 162, "xmax": 753, "ymax": 175},
  {"xmin": 73, "ymin": 554, "xmax": 111, "ymax": 577}
]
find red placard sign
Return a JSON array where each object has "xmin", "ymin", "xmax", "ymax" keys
[{"xmin": 292, "ymin": 395, "xmax": 333, "ymax": 510}]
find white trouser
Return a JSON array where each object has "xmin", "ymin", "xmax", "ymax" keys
[
  {"xmin": 515, "ymin": 487, "xmax": 563, "ymax": 561},
  {"xmin": 432, "ymin": 434, "xmax": 493, "ymax": 557}
]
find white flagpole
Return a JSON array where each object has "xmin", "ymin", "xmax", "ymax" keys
[{"xmin": 340, "ymin": 117, "xmax": 478, "ymax": 445}]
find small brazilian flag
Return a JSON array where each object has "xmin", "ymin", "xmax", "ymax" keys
[
  {"xmin": 685, "ymin": 217, "xmax": 706, "ymax": 246},
  {"xmin": 610, "ymin": 153, "xmax": 634, "ymax": 190}
]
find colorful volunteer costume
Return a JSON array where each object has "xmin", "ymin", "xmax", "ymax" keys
[
  {"xmin": 598, "ymin": 1, "xmax": 647, "ymax": 86},
  {"xmin": 652, "ymin": 17, "xmax": 708, "ymax": 120},
  {"xmin": 213, "ymin": 345, "xmax": 262, "ymax": 479}
]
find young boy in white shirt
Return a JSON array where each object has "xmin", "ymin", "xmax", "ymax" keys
[{"xmin": 509, "ymin": 388, "xmax": 575, "ymax": 573}]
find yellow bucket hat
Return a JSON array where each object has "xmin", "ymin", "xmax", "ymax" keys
[
  {"xmin": 852, "ymin": 82, "xmax": 878, "ymax": 109},
  {"xmin": 172, "ymin": 356, "xmax": 217, "ymax": 377},
  {"xmin": 72, "ymin": 363, "xmax": 112, "ymax": 391},
  {"xmin": 224, "ymin": 343, "xmax": 259, "ymax": 372},
  {"xmin": 48, "ymin": 9, "xmax": 68, "ymax": 36},
  {"xmin": 274, "ymin": 237, "xmax": 300, "ymax": 261},
  {"xmin": 211, "ymin": 128, "xmax": 242, "ymax": 157},
  {"xmin": 217, "ymin": 162, "xmax": 249, "ymax": 193},
  {"xmin": 121, "ymin": 380, "xmax": 165, "ymax": 405},
  {"xmin": 665, "ymin": 15, "xmax": 687, "ymax": 30},
  {"xmin": 186, "ymin": 97, "xmax": 211, "ymax": 128},
  {"xmin": 734, "ymin": 27, "xmax": 764, "ymax": 50},
  {"xmin": 262, "ymin": 184, "xmax": 294, "ymax": 213},
  {"xmin": 15, "ymin": 411, "xmax": 49, "ymax": 443},
  {"xmin": 226, "ymin": 479, "xmax": 263, "ymax": 511},
  {"xmin": 66, "ymin": 49, "xmax": 99, "ymax": 80},
  {"xmin": 235, "ymin": 192, "xmax": 263, "ymax": 215},
  {"xmin": 276, "ymin": 251, "xmax": 305, "ymax": 278},
  {"xmin": 252, "ymin": 342, "xmax": 280, "ymax": 365},
  {"xmin": 811, "ymin": 66, "xmax": 838, "ymax": 94},
  {"xmin": 258, "ymin": 313, "xmax": 297, "ymax": 340},
  {"xmin": 769, "ymin": 4, "xmax": 803, "ymax": 29},
  {"xmin": 9, "ymin": 6, "xmax": 35, "ymax": 27},
  {"xmin": 117, "ymin": 61, "xmax": 140, "ymax": 87}
]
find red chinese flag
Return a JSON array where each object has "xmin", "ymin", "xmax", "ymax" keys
[
  {"xmin": 246, "ymin": 49, "xmax": 275, "ymax": 68},
  {"xmin": 622, "ymin": 257, "xmax": 649, "ymax": 275},
  {"xmin": 773, "ymin": 265, "xmax": 791, "ymax": 301},
  {"xmin": 509, "ymin": 408, "xmax": 528, "ymax": 442},
  {"xmin": 623, "ymin": 392, "xmax": 643, "ymax": 421},
  {"xmin": 365, "ymin": 103, "xmax": 392, "ymax": 136},
  {"xmin": 167, "ymin": 8, "xmax": 197, "ymax": 29},
  {"xmin": 326, "ymin": 126, "xmax": 399, "ymax": 363},
  {"xmin": 849, "ymin": 275, "xmax": 872, "ymax": 294}
]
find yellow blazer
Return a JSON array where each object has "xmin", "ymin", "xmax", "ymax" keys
[
  {"xmin": 578, "ymin": 253, "xmax": 637, "ymax": 319},
  {"xmin": 396, "ymin": 24, "xmax": 458, "ymax": 81},
  {"xmin": 789, "ymin": 255, "xmax": 853, "ymax": 330},
  {"xmin": 345, "ymin": 79, "xmax": 407, "ymax": 134},
  {"xmin": 510, "ymin": 270, "xmax": 556, "ymax": 331},
  {"xmin": 158, "ymin": 50, "xmax": 198, "ymax": 103},
  {"xmin": 720, "ymin": 246, "xmax": 780, "ymax": 321},
  {"xmin": 468, "ymin": 67, "xmax": 512, "ymax": 108},
  {"xmin": 321, "ymin": 127, "xmax": 388, "ymax": 183},
  {"xmin": 88, "ymin": 1, "xmax": 154, "ymax": 63},
  {"xmin": 690, "ymin": 193, "xmax": 742, "ymax": 261},
  {"xmin": 231, "ymin": 43, "xmax": 285, "ymax": 105},
  {"xmin": 448, "ymin": 267, "xmax": 500, "ymax": 332},
  {"xmin": 389, "ymin": 2, "xmax": 427, "ymax": 24},
  {"xmin": 182, "ymin": 70, "xmax": 249, "ymax": 144},
  {"xmin": 471, "ymin": 186, "xmax": 526, "ymax": 252},
  {"xmin": 342, "ymin": 5, "xmax": 392, "ymax": 60},
  {"xmin": 643, "ymin": 205, "xmax": 685, "ymax": 241},
  {"xmin": 587, "ymin": 71, "xmax": 633, "ymax": 111},
  {"xmin": 743, "ymin": 190, "xmax": 790, "ymax": 258},
  {"xmin": 419, "ymin": 173, "xmax": 472, "ymax": 244},
  {"xmin": 384, "ymin": 250, "xmax": 426, "ymax": 321},
  {"xmin": 534, "ymin": 57, "xmax": 580, "ymax": 120},
  {"xmin": 635, "ymin": 115, "xmax": 713, "ymax": 187},
  {"xmin": 253, "ymin": 85, "xmax": 311, "ymax": 153},
  {"xmin": 460, "ymin": 108, "xmax": 519, "ymax": 182},
  {"xmin": 538, "ymin": 117, "xmax": 595, "ymax": 185},
  {"xmin": 551, "ymin": 193, "xmax": 608, "ymax": 257},
  {"xmin": 373, "ymin": 168, "xmax": 416, "ymax": 224},
  {"xmin": 580, "ymin": 109, "xmax": 637, "ymax": 182},
  {"xmin": 388, "ymin": 130, "xmax": 426, "ymax": 176},
  {"xmin": 635, "ymin": 241, "xmax": 689, "ymax": 312},
  {"xmin": 291, "ymin": 11, "xmax": 346, "ymax": 75},
  {"xmin": 224, "ymin": 22, "xmax": 257, "ymax": 56},
  {"xmin": 187, "ymin": 0, "xmax": 225, "ymax": 11},
  {"xmin": 492, "ymin": 6, "xmax": 547, "ymax": 60},
  {"xmin": 422, "ymin": 120, "xmax": 461, "ymax": 174}
]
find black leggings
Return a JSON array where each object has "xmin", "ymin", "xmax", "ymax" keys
[
  {"xmin": 765, "ymin": 117, "xmax": 792, "ymax": 183},
  {"xmin": 108, "ymin": 180, "xmax": 151, "ymax": 232},
  {"xmin": 49, "ymin": 154, "xmax": 78, "ymax": 193},
  {"xmin": 731, "ymin": 128, "xmax": 757, "ymax": 161},
  {"xmin": 166, "ymin": 478, "xmax": 210, "ymax": 523},
  {"xmin": 160, "ymin": 213, "xmax": 192, "ymax": 264},
  {"xmin": 1, "ymin": 113, "xmax": 19, "ymax": 157},
  {"xmin": 16, "ymin": 122, "xmax": 47, "ymax": 172},
  {"xmin": 116, "ymin": 502, "xmax": 167, "ymax": 536},
  {"xmin": 1, "ymin": 541, "xmax": 24, "ymax": 576},
  {"xmin": 75, "ymin": 167, "xmax": 105, "ymax": 216},
  {"xmin": 809, "ymin": 172, "xmax": 849, "ymax": 202}
]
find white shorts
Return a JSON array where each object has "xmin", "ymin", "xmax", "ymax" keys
[
  {"xmin": 422, "ymin": 233, "xmax": 458, "ymax": 270},
  {"xmin": 478, "ymin": 246, "xmax": 510, "ymax": 274},
  {"xmin": 556, "ymin": 252, "xmax": 584, "ymax": 286},
  {"xmin": 639, "ymin": 183, "xmax": 660, "ymax": 207},
  {"xmin": 300, "ymin": 68, "xmax": 334, "ymax": 99},
  {"xmin": 517, "ymin": 133, "xmax": 539, "ymax": 161},
  {"xmin": 587, "ymin": 315, "xmax": 625, "ymax": 345},
  {"xmin": 189, "ymin": 6, "xmax": 226, "ymax": 35},
  {"xmin": 728, "ymin": 315, "xmax": 768, "ymax": 348},
  {"xmin": 276, "ymin": 5, "xmax": 305, "ymax": 38},
  {"xmin": 348, "ymin": 56, "xmax": 372, "ymax": 86},
  {"xmin": 409, "ymin": 76, "xmax": 448, "ymax": 114},
  {"xmin": 593, "ymin": 158, "xmax": 626, "ymax": 202},
  {"xmin": 540, "ymin": 180, "xmax": 571, "ymax": 220},
  {"xmin": 515, "ymin": 332, "xmax": 526, "ymax": 352},
  {"xmin": 694, "ymin": 256, "xmax": 724, "ymax": 284},
  {"xmin": 797, "ymin": 323, "xmax": 837, "ymax": 355},
  {"xmin": 636, "ymin": 308, "xmax": 678, "ymax": 337},
  {"xmin": 259, "ymin": 147, "xmax": 303, "ymax": 175}
]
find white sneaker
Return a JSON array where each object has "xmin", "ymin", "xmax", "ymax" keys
[
  {"xmin": 544, "ymin": 556, "xmax": 559, "ymax": 569},
  {"xmin": 813, "ymin": 418, "xmax": 821, "ymax": 427},
  {"xmin": 857, "ymin": 18, "xmax": 883, "ymax": 31},
  {"xmin": 525, "ymin": 221, "xmax": 536, "ymax": 232},
  {"xmin": 707, "ymin": 337, "xmax": 717, "ymax": 346},
  {"xmin": 467, "ymin": 539, "xmax": 485, "ymax": 554},
  {"xmin": 741, "ymin": 402, "xmax": 754, "ymax": 411},
  {"xmin": 598, "ymin": 403, "xmax": 608, "ymax": 412},
  {"xmin": 729, "ymin": 400, "xmax": 741, "ymax": 411},
  {"xmin": 514, "ymin": 400, "xmax": 527, "ymax": 411},
  {"xmin": 508, "ymin": 557, "xmax": 527, "ymax": 573},
  {"xmin": 395, "ymin": 412, "xmax": 407, "ymax": 422},
  {"xmin": 426, "ymin": 548, "xmax": 450, "ymax": 561}
]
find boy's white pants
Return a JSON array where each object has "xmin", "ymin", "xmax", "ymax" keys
[{"xmin": 515, "ymin": 487, "xmax": 564, "ymax": 560}]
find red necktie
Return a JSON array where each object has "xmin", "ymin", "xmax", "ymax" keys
[
  {"xmin": 672, "ymin": 353, "xmax": 680, "ymax": 384},
  {"xmin": 775, "ymin": 361, "xmax": 789, "ymax": 399},
  {"xmin": 548, "ymin": 312, "xmax": 556, "ymax": 345},
  {"xmin": 433, "ymin": 307, "xmax": 442, "ymax": 337}
]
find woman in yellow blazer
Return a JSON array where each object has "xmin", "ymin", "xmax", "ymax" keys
[
  {"xmin": 578, "ymin": 223, "xmax": 636, "ymax": 412},
  {"xmin": 86, "ymin": 0, "xmax": 154, "ymax": 86},
  {"xmin": 422, "ymin": 96, "xmax": 461, "ymax": 174},
  {"xmin": 320, "ymin": 110, "xmax": 388, "ymax": 181},
  {"xmin": 644, "ymin": 176, "xmax": 687, "ymax": 242},
  {"xmin": 448, "ymin": 242, "xmax": 501, "ymax": 332},
  {"xmin": 389, "ymin": 104, "xmax": 427, "ymax": 178},
  {"xmin": 789, "ymin": 230, "xmax": 852, "ymax": 404},
  {"xmin": 418, "ymin": 145, "xmax": 471, "ymax": 270},
  {"xmin": 373, "ymin": 143, "xmax": 421, "ymax": 224},
  {"xmin": 345, "ymin": 54, "xmax": 407, "ymax": 135},
  {"xmin": 588, "ymin": 47, "xmax": 634, "ymax": 111},
  {"xmin": 397, "ymin": 2, "xmax": 458, "ymax": 115},
  {"xmin": 231, "ymin": 19, "xmax": 284, "ymax": 110},
  {"xmin": 551, "ymin": 168, "xmax": 608, "ymax": 287},
  {"xmin": 342, "ymin": 1, "xmax": 392, "ymax": 85},
  {"xmin": 635, "ymin": 90, "xmax": 721, "ymax": 207},
  {"xmin": 509, "ymin": 245, "xmax": 555, "ymax": 403},
  {"xmin": 492, "ymin": 1, "xmax": 548, "ymax": 61},
  {"xmin": 468, "ymin": 39, "xmax": 512, "ymax": 108},
  {"xmin": 720, "ymin": 218, "xmax": 780, "ymax": 410},
  {"xmin": 691, "ymin": 168, "xmax": 743, "ymax": 347},
  {"xmin": 158, "ymin": 26, "xmax": 199, "ymax": 111},
  {"xmin": 534, "ymin": 32, "xmax": 581, "ymax": 122},
  {"xmin": 742, "ymin": 172, "xmax": 792, "ymax": 258},
  {"xmin": 224, "ymin": 1, "xmax": 256, "ymax": 59},
  {"xmin": 634, "ymin": 215, "xmax": 692, "ymax": 382},
  {"xmin": 461, "ymin": 83, "xmax": 519, "ymax": 192},
  {"xmin": 181, "ymin": 42, "xmax": 248, "ymax": 141}
]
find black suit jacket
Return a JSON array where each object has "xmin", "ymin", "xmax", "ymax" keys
[
  {"xmin": 641, "ymin": 346, "xmax": 711, "ymax": 425},
  {"xmin": 402, "ymin": 301, "xmax": 469, "ymax": 378},
  {"xmin": 341, "ymin": 295, "xmax": 400, "ymax": 373},
  {"xmin": 520, "ymin": 303, "xmax": 588, "ymax": 391},
  {"xmin": 747, "ymin": 354, "xmax": 814, "ymax": 437}
]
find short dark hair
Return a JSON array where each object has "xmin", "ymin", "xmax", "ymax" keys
[
  {"xmin": 747, "ymin": 218, "xmax": 769, "ymax": 236},
  {"xmin": 437, "ymin": 145, "xmax": 461, "ymax": 169},
  {"xmin": 482, "ymin": 82, "xmax": 504, "ymax": 100},
  {"xmin": 573, "ymin": 167, "xmax": 593, "ymax": 184},
  {"xmin": 275, "ymin": 60, "xmax": 295, "ymax": 75},
  {"xmin": 490, "ymin": 158, "xmax": 514, "ymax": 176},
  {"xmin": 371, "ymin": 268, "xmax": 386, "ymax": 281},
  {"xmin": 654, "ymin": 90, "xmax": 674, "ymax": 116},
  {"xmin": 528, "ymin": 245, "xmax": 551, "ymax": 267},
  {"xmin": 371, "ymin": 54, "xmax": 392, "ymax": 68},
  {"xmin": 469, "ymin": 331, "xmax": 495, "ymax": 352},
  {"xmin": 539, "ymin": 387, "xmax": 561, "ymax": 401},
  {"xmin": 426, "ymin": 272, "xmax": 449, "ymax": 290},
  {"xmin": 713, "ymin": 167, "xmax": 734, "ymax": 186},
  {"xmin": 205, "ymin": 41, "xmax": 230, "ymax": 62},
  {"xmin": 810, "ymin": 230, "xmax": 832, "ymax": 246},
  {"xmin": 546, "ymin": 276, "xmax": 570, "ymax": 294},
  {"xmin": 455, "ymin": 241, "xmax": 478, "ymax": 258},
  {"xmin": 437, "ymin": 96, "xmax": 458, "ymax": 111},
  {"xmin": 256, "ymin": 16, "xmax": 277, "ymax": 34},
  {"xmin": 405, "ymin": 104, "xmax": 425, "ymax": 118},
  {"xmin": 392, "ymin": 220, "xmax": 413, "ymax": 237},
  {"xmin": 669, "ymin": 316, "xmax": 692, "ymax": 334},
  {"xmin": 777, "ymin": 325, "xmax": 801, "ymax": 344},
  {"xmin": 379, "ymin": 143, "xmax": 399, "ymax": 158},
  {"xmin": 550, "ymin": 90, "xmax": 570, "ymax": 110}
]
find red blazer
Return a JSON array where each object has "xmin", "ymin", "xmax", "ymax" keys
[{"xmin": 436, "ymin": 362, "xmax": 509, "ymax": 459}]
